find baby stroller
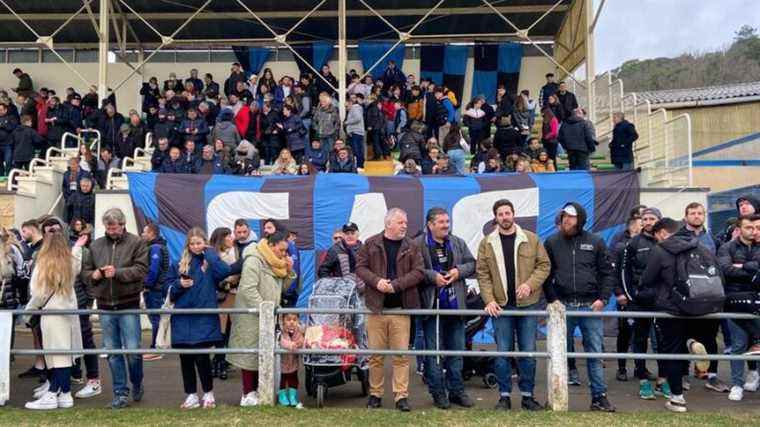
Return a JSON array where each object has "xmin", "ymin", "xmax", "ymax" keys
[
  {"xmin": 304, "ymin": 277, "xmax": 369, "ymax": 408},
  {"xmin": 462, "ymin": 292, "xmax": 498, "ymax": 388}
]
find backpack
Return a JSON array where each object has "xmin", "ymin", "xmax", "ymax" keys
[{"xmin": 671, "ymin": 246, "xmax": 725, "ymax": 316}]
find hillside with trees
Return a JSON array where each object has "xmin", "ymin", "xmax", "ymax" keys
[{"xmin": 611, "ymin": 25, "xmax": 760, "ymax": 92}]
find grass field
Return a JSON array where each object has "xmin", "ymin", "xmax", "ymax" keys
[{"xmin": 0, "ymin": 406, "xmax": 758, "ymax": 427}]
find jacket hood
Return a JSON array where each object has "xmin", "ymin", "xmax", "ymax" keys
[
  {"xmin": 660, "ymin": 229, "xmax": 698, "ymax": 255},
  {"xmin": 218, "ymin": 108, "xmax": 234, "ymax": 122},
  {"xmin": 559, "ymin": 202, "xmax": 588, "ymax": 233},
  {"xmin": 236, "ymin": 140, "xmax": 256, "ymax": 161},
  {"xmin": 736, "ymin": 194, "xmax": 760, "ymax": 214}
]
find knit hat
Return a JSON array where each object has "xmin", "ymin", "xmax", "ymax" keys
[{"xmin": 642, "ymin": 207, "xmax": 662, "ymax": 219}]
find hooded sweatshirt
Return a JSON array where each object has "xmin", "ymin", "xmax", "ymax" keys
[{"xmin": 543, "ymin": 202, "xmax": 615, "ymax": 304}]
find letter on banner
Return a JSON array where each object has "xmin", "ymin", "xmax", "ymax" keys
[
  {"xmin": 206, "ymin": 192, "xmax": 290, "ymax": 233},
  {"xmin": 348, "ymin": 193, "xmax": 388, "ymax": 242}
]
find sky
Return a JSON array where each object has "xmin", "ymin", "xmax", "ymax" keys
[{"xmin": 594, "ymin": 0, "xmax": 760, "ymax": 72}]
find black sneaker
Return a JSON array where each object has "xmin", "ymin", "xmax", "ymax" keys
[
  {"xmin": 616, "ymin": 368, "xmax": 628, "ymax": 382},
  {"xmin": 395, "ymin": 398, "xmax": 411, "ymax": 412},
  {"xmin": 432, "ymin": 393, "xmax": 450, "ymax": 409},
  {"xmin": 367, "ymin": 395, "xmax": 382, "ymax": 409},
  {"xmin": 18, "ymin": 366, "xmax": 45, "ymax": 379},
  {"xmin": 449, "ymin": 393, "xmax": 474, "ymax": 408},
  {"xmin": 590, "ymin": 394, "xmax": 616, "ymax": 412},
  {"xmin": 521, "ymin": 396, "xmax": 544, "ymax": 411},
  {"xmin": 495, "ymin": 396, "xmax": 511, "ymax": 410}
]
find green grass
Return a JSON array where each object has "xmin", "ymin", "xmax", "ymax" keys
[{"xmin": 0, "ymin": 407, "xmax": 758, "ymax": 427}]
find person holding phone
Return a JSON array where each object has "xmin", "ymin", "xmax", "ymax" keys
[
  {"xmin": 166, "ymin": 227, "xmax": 234, "ymax": 410},
  {"xmin": 543, "ymin": 202, "xmax": 617, "ymax": 412}
]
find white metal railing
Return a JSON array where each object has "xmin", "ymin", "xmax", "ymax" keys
[
  {"xmin": 45, "ymin": 146, "xmax": 66, "ymax": 163},
  {"xmin": 105, "ymin": 167, "xmax": 124, "ymax": 190},
  {"xmin": 5, "ymin": 168, "xmax": 30, "ymax": 191},
  {"xmin": 590, "ymin": 72, "xmax": 693, "ymax": 188}
]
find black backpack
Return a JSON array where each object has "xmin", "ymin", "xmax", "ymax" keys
[{"xmin": 671, "ymin": 246, "xmax": 725, "ymax": 316}]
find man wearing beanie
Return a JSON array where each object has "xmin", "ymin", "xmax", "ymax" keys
[{"xmin": 619, "ymin": 207, "xmax": 670, "ymax": 399}]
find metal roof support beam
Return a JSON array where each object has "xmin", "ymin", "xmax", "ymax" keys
[
  {"xmin": 525, "ymin": 0, "xmax": 565, "ymax": 33},
  {"xmin": 0, "ymin": 0, "xmax": 94, "ymax": 89},
  {"xmin": 589, "ymin": 0, "xmax": 606, "ymax": 34},
  {"xmin": 107, "ymin": 0, "xmax": 141, "ymax": 76},
  {"xmin": 233, "ymin": 0, "xmax": 337, "ymax": 92},
  {"xmin": 98, "ymin": 0, "xmax": 108, "ymax": 101},
  {"xmin": 82, "ymin": 0, "xmax": 101, "ymax": 38},
  {"xmin": 481, "ymin": 0, "xmax": 586, "ymax": 90},
  {"xmin": 110, "ymin": 0, "xmax": 213, "ymax": 92},
  {"xmin": 111, "ymin": 0, "xmax": 142, "ymax": 54},
  {"xmin": 585, "ymin": 0, "xmax": 596, "ymax": 121},
  {"xmin": 358, "ymin": 0, "xmax": 445, "ymax": 82}
]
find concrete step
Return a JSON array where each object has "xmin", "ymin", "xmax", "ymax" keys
[{"xmin": 362, "ymin": 160, "xmax": 395, "ymax": 176}]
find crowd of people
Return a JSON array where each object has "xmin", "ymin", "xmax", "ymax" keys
[
  {"xmin": 2, "ymin": 191, "xmax": 759, "ymax": 413},
  {"xmin": 1, "ymin": 65, "xmax": 642, "ymax": 185}
]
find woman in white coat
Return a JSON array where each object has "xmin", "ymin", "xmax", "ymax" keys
[{"xmin": 25, "ymin": 231, "xmax": 87, "ymax": 410}]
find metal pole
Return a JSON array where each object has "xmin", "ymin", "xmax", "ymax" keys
[
  {"xmin": 258, "ymin": 301, "xmax": 276, "ymax": 406},
  {"xmin": 98, "ymin": 0, "xmax": 109, "ymax": 102},
  {"xmin": 338, "ymin": 0, "xmax": 347, "ymax": 121},
  {"xmin": 584, "ymin": 0, "xmax": 596, "ymax": 122},
  {"xmin": 545, "ymin": 302, "xmax": 568, "ymax": 411}
]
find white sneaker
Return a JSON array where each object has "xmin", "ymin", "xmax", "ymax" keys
[
  {"xmin": 33, "ymin": 381, "xmax": 50, "ymax": 399},
  {"xmin": 75, "ymin": 380, "xmax": 102, "ymax": 399},
  {"xmin": 181, "ymin": 393, "xmax": 200, "ymax": 409},
  {"xmin": 25, "ymin": 391, "xmax": 59, "ymax": 410},
  {"xmin": 744, "ymin": 370, "xmax": 759, "ymax": 392},
  {"xmin": 729, "ymin": 385, "xmax": 744, "ymax": 401},
  {"xmin": 57, "ymin": 392, "xmax": 74, "ymax": 408},
  {"xmin": 665, "ymin": 395, "xmax": 687, "ymax": 413},
  {"xmin": 202, "ymin": 392, "xmax": 216, "ymax": 409},
  {"xmin": 240, "ymin": 391, "xmax": 259, "ymax": 407}
]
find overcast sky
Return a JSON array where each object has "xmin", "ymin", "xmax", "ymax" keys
[{"xmin": 594, "ymin": 0, "xmax": 760, "ymax": 72}]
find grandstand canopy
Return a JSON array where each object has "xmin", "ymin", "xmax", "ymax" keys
[{"xmin": 0, "ymin": 0, "xmax": 573, "ymax": 47}]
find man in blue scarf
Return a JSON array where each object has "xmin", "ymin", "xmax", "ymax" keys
[{"xmin": 414, "ymin": 207, "xmax": 476, "ymax": 409}]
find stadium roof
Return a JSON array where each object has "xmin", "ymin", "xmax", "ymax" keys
[
  {"xmin": 637, "ymin": 81, "xmax": 760, "ymax": 108},
  {"xmin": 0, "ymin": 0, "xmax": 572, "ymax": 47}
]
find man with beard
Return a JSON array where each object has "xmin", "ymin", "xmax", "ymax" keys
[
  {"xmin": 477, "ymin": 200, "xmax": 550, "ymax": 411},
  {"xmin": 619, "ymin": 208, "xmax": 670, "ymax": 399},
  {"xmin": 233, "ymin": 219, "xmax": 257, "ymax": 258},
  {"xmin": 680, "ymin": 202, "xmax": 729, "ymax": 392},
  {"xmin": 543, "ymin": 202, "xmax": 616, "ymax": 412}
]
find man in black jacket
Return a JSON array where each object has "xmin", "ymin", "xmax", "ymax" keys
[
  {"xmin": 544, "ymin": 202, "xmax": 616, "ymax": 412},
  {"xmin": 619, "ymin": 207, "xmax": 668, "ymax": 398},
  {"xmin": 640, "ymin": 218, "xmax": 722, "ymax": 413},
  {"xmin": 718, "ymin": 214, "xmax": 760, "ymax": 400},
  {"xmin": 318, "ymin": 222, "xmax": 363, "ymax": 279},
  {"xmin": 558, "ymin": 109, "xmax": 595, "ymax": 170},
  {"xmin": 10, "ymin": 114, "xmax": 42, "ymax": 171},
  {"xmin": 65, "ymin": 176, "xmax": 95, "ymax": 224},
  {"xmin": 0, "ymin": 103, "xmax": 18, "ymax": 176},
  {"xmin": 609, "ymin": 112, "xmax": 639, "ymax": 170},
  {"xmin": 556, "ymin": 82, "xmax": 579, "ymax": 122}
]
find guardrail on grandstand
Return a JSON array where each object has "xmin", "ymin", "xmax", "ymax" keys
[
  {"xmin": 591, "ymin": 72, "xmax": 693, "ymax": 188},
  {"xmin": 6, "ymin": 303, "xmax": 760, "ymax": 410}
]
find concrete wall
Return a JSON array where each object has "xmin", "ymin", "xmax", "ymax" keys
[
  {"xmin": 640, "ymin": 189, "xmax": 710, "ymax": 227},
  {"xmin": 0, "ymin": 55, "xmax": 554, "ymax": 114},
  {"xmin": 693, "ymin": 166, "xmax": 760, "ymax": 194},
  {"xmin": 669, "ymin": 101, "xmax": 760, "ymax": 153}
]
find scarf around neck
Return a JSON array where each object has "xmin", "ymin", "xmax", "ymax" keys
[{"xmin": 257, "ymin": 239, "xmax": 290, "ymax": 279}]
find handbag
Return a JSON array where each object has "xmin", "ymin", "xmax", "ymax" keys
[{"xmin": 155, "ymin": 288, "xmax": 174, "ymax": 350}]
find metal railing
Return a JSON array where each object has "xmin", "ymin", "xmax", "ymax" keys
[{"xmin": 6, "ymin": 302, "xmax": 760, "ymax": 410}]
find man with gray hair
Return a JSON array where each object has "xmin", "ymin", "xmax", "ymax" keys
[
  {"xmin": 609, "ymin": 111, "xmax": 639, "ymax": 171},
  {"xmin": 81, "ymin": 208, "xmax": 148, "ymax": 409},
  {"xmin": 357, "ymin": 208, "xmax": 424, "ymax": 412}
]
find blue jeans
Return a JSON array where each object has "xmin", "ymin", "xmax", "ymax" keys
[
  {"xmin": 447, "ymin": 148, "xmax": 466, "ymax": 175},
  {"xmin": 143, "ymin": 290, "xmax": 163, "ymax": 349},
  {"xmin": 492, "ymin": 304, "xmax": 539, "ymax": 396},
  {"xmin": 422, "ymin": 315, "xmax": 466, "ymax": 397},
  {"xmin": 728, "ymin": 319, "xmax": 749, "ymax": 387},
  {"xmin": 100, "ymin": 312, "xmax": 144, "ymax": 397},
  {"xmin": 565, "ymin": 304, "xmax": 606, "ymax": 397},
  {"xmin": 349, "ymin": 133, "xmax": 366, "ymax": 168},
  {"xmin": 0, "ymin": 144, "xmax": 11, "ymax": 176}
]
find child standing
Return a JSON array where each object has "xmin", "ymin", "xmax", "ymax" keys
[{"xmin": 279, "ymin": 313, "xmax": 304, "ymax": 408}]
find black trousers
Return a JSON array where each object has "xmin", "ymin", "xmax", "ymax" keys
[
  {"xmin": 567, "ymin": 150, "xmax": 590, "ymax": 170},
  {"xmin": 617, "ymin": 317, "xmax": 634, "ymax": 370},
  {"xmin": 633, "ymin": 317, "xmax": 663, "ymax": 379},
  {"xmin": 175, "ymin": 343, "xmax": 214, "ymax": 394},
  {"xmin": 654, "ymin": 318, "xmax": 689, "ymax": 396},
  {"xmin": 74, "ymin": 312, "xmax": 99, "ymax": 380}
]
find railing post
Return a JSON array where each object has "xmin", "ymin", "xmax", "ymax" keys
[
  {"xmin": 546, "ymin": 302, "xmax": 568, "ymax": 411},
  {"xmin": 0, "ymin": 312, "xmax": 12, "ymax": 406},
  {"xmin": 258, "ymin": 301, "xmax": 276, "ymax": 406}
]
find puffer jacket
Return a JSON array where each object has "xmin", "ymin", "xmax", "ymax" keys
[
  {"xmin": 543, "ymin": 202, "xmax": 615, "ymax": 304},
  {"xmin": 717, "ymin": 238, "xmax": 758, "ymax": 294},
  {"xmin": 397, "ymin": 126, "xmax": 425, "ymax": 164},
  {"xmin": 81, "ymin": 231, "xmax": 148, "ymax": 309},
  {"xmin": 211, "ymin": 109, "xmax": 241, "ymax": 151},
  {"xmin": 558, "ymin": 115, "xmax": 595, "ymax": 153}
]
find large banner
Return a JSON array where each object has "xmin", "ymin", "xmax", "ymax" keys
[{"xmin": 127, "ymin": 171, "xmax": 639, "ymax": 308}]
